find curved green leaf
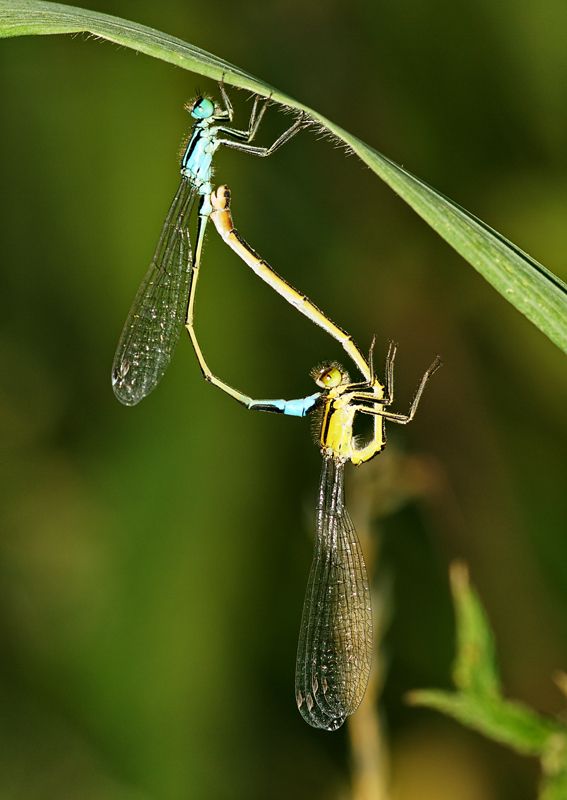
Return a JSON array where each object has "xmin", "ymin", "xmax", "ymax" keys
[
  {"xmin": 408, "ymin": 563, "xmax": 567, "ymax": 799},
  {"xmin": 0, "ymin": 0, "xmax": 292, "ymax": 98},
  {"xmin": 2, "ymin": 0, "xmax": 567, "ymax": 354}
]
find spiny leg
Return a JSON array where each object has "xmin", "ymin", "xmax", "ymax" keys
[
  {"xmin": 218, "ymin": 82, "xmax": 269, "ymax": 141},
  {"xmin": 218, "ymin": 112, "xmax": 306, "ymax": 156},
  {"xmin": 353, "ymin": 355, "xmax": 442, "ymax": 424},
  {"xmin": 217, "ymin": 80, "xmax": 300, "ymax": 149},
  {"xmin": 216, "ymin": 78, "xmax": 234, "ymax": 121},
  {"xmin": 383, "ymin": 340, "xmax": 397, "ymax": 404}
]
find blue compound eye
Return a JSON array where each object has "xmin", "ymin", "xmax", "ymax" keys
[{"xmin": 190, "ymin": 97, "xmax": 215, "ymax": 120}]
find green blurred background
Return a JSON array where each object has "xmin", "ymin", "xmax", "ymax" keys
[{"xmin": 2, "ymin": 1, "xmax": 567, "ymax": 797}]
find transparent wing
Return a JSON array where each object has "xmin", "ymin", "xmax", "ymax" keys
[
  {"xmin": 112, "ymin": 178, "xmax": 196, "ymax": 405},
  {"xmin": 295, "ymin": 456, "xmax": 373, "ymax": 730}
]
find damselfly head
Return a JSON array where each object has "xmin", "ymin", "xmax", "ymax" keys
[
  {"xmin": 188, "ymin": 96, "xmax": 215, "ymax": 120},
  {"xmin": 311, "ymin": 362, "xmax": 350, "ymax": 390}
]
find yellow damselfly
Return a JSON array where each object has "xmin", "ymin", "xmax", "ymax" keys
[{"xmin": 187, "ymin": 187, "xmax": 441, "ymax": 729}]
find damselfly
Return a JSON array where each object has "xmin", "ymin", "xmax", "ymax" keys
[
  {"xmin": 112, "ymin": 84, "xmax": 304, "ymax": 406},
  {"xmin": 187, "ymin": 186, "xmax": 441, "ymax": 730}
]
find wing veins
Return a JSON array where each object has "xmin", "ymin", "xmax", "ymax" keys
[
  {"xmin": 296, "ymin": 456, "xmax": 373, "ymax": 730},
  {"xmin": 112, "ymin": 178, "xmax": 196, "ymax": 405}
]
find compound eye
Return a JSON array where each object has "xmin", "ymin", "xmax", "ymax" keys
[
  {"xmin": 190, "ymin": 97, "xmax": 215, "ymax": 120},
  {"xmin": 315, "ymin": 366, "xmax": 342, "ymax": 389}
]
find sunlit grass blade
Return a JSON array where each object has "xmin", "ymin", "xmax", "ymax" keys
[
  {"xmin": 2, "ymin": 0, "xmax": 567, "ymax": 355},
  {"xmin": 332, "ymin": 133, "xmax": 567, "ymax": 354}
]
